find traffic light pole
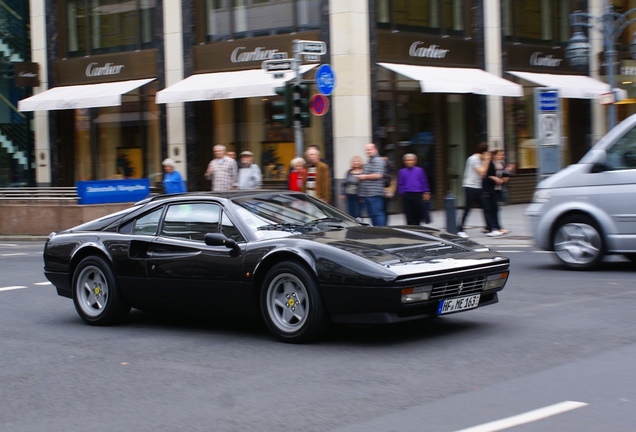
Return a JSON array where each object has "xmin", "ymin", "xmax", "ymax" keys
[{"xmin": 292, "ymin": 40, "xmax": 304, "ymax": 157}]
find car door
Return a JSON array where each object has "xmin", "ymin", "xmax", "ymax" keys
[
  {"xmin": 146, "ymin": 202, "xmax": 249, "ymax": 313},
  {"xmin": 597, "ymin": 129, "xmax": 636, "ymax": 250}
]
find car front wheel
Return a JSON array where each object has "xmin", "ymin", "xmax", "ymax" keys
[
  {"xmin": 552, "ymin": 215, "xmax": 604, "ymax": 270},
  {"xmin": 261, "ymin": 262, "xmax": 327, "ymax": 343},
  {"xmin": 72, "ymin": 256, "xmax": 130, "ymax": 325}
]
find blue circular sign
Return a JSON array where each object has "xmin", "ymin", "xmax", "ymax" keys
[{"xmin": 315, "ymin": 64, "xmax": 336, "ymax": 96}]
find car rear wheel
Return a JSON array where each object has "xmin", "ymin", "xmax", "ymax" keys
[
  {"xmin": 552, "ymin": 215, "xmax": 604, "ymax": 270},
  {"xmin": 72, "ymin": 256, "xmax": 130, "ymax": 325},
  {"xmin": 261, "ymin": 262, "xmax": 327, "ymax": 343}
]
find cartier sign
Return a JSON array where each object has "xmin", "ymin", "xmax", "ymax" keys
[
  {"xmin": 529, "ymin": 52, "xmax": 563, "ymax": 67},
  {"xmin": 55, "ymin": 50, "xmax": 156, "ymax": 85},
  {"xmin": 506, "ymin": 44, "xmax": 578, "ymax": 74},
  {"xmin": 409, "ymin": 42, "xmax": 449, "ymax": 59},
  {"xmin": 14, "ymin": 62, "xmax": 40, "ymax": 87}
]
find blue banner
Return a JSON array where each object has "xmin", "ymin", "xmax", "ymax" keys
[{"xmin": 77, "ymin": 178, "xmax": 150, "ymax": 205}]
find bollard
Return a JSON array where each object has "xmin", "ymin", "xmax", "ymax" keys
[{"xmin": 445, "ymin": 191, "xmax": 457, "ymax": 234}]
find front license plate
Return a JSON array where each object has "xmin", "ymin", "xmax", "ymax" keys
[{"xmin": 437, "ymin": 294, "xmax": 480, "ymax": 315}]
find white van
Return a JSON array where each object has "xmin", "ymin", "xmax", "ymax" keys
[{"xmin": 525, "ymin": 113, "xmax": 636, "ymax": 270}]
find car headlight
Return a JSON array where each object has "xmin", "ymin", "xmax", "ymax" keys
[
  {"xmin": 401, "ymin": 286, "xmax": 432, "ymax": 303},
  {"xmin": 532, "ymin": 189, "xmax": 551, "ymax": 203},
  {"xmin": 484, "ymin": 272, "xmax": 509, "ymax": 291}
]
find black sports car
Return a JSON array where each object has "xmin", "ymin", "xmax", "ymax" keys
[{"xmin": 43, "ymin": 190, "xmax": 510, "ymax": 343}]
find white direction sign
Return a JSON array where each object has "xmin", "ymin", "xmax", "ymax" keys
[
  {"xmin": 262, "ymin": 58, "xmax": 296, "ymax": 73},
  {"xmin": 296, "ymin": 40, "xmax": 327, "ymax": 56}
]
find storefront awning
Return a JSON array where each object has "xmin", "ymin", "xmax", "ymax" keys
[
  {"xmin": 506, "ymin": 71, "xmax": 611, "ymax": 99},
  {"xmin": 156, "ymin": 65, "xmax": 318, "ymax": 104},
  {"xmin": 18, "ymin": 78, "xmax": 155, "ymax": 112},
  {"xmin": 378, "ymin": 62, "xmax": 523, "ymax": 97}
]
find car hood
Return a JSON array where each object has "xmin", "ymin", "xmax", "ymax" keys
[{"xmin": 300, "ymin": 225, "xmax": 504, "ymax": 274}]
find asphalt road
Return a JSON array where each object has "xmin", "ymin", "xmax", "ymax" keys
[{"xmin": 1, "ymin": 241, "xmax": 634, "ymax": 432}]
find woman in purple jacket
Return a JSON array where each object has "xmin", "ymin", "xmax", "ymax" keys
[{"xmin": 397, "ymin": 153, "xmax": 431, "ymax": 225}]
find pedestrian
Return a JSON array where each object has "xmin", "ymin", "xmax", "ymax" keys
[
  {"xmin": 161, "ymin": 158, "xmax": 186, "ymax": 194},
  {"xmin": 357, "ymin": 143, "xmax": 387, "ymax": 226},
  {"xmin": 204, "ymin": 144, "xmax": 238, "ymax": 191},
  {"xmin": 457, "ymin": 142, "xmax": 490, "ymax": 238},
  {"xmin": 339, "ymin": 155, "xmax": 364, "ymax": 219},
  {"xmin": 288, "ymin": 157, "xmax": 306, "ymax": 191},
  {"xmin": 303, "ymin": 146, "xmax": 331, "ymax": 203},
  {"xmin": 237, "ymin": 150, "xmax": 262, "ymax": 189},
  {"xmin": 397, "ymin": 153, "xmax": 431, "ymax": 225},
  {"xmin": 482, "ymin": 149, "xmax": 511, "ymax": 236}
]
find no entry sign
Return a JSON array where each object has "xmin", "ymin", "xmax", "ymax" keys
[{"xmin": 309, "ymin": 93, "xmax": 329, "ymax": 116}]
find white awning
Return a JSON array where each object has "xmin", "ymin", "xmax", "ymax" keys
[
  {"xmin": 506, "ymin": 71, "xmax": 611, "ymax": 99},
  {"xmin": 378, "ymin": 62, "xmax": 523, "ymax": 97},
  {"xmin": 156, "ymin": 65, "xmax": 318, "ymax": 104},
  {"xmin": 18, "ymin": 78, "xmax": 155, "ymax": 112}
]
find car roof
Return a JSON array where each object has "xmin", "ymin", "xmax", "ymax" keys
[{"xmin": 136, "ymin": 189, "xmax": 294, "ymax": 205}]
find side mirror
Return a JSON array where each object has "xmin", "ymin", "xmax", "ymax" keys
[
  {"xmin": 205, "ymin": 233, "xmax": 237, "ymax": 249},
  {"xmin": 590, "ymin": 162, "xmax": 609, "ymax": 173}
]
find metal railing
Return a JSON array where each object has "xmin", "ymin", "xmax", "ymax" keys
[{"xmin": 0, "ymin": 187, "xmax": 79, "ymax": 201}]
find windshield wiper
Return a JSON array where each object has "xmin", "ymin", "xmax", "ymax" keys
[
  {"xmin": 257, "ymin": 223, "xmax": 303, "ymax": 232},
  {"xmin": 302, "ymin": 217, "xmax": 345, "ymax": 231}
]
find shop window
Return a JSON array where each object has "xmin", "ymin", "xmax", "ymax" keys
[
  {"xmin": 375, "ymin": 0, "xmax": 469, "ymax": 37},
  {"xmin": 202, "ymin": 0, "xmax": 320, "ymax": 42},
  {"xmin": 502, "ymin": 0, "xmax": 573, "ymax": 45},
  {"xmin": 64, "ymin": 0, "xmax": 156, "ymax": 57}
]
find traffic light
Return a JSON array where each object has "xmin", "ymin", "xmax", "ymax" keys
[
  {"xmin": 292, "ymin": 82, "xmax": 311, "ymax": 128},
  {"xmin": 271, "ymin": 83, "xmax": 292, "ymax": 128}
]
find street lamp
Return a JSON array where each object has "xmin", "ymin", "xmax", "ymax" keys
[{"xmin": 565, "ymin": 2, "xmax": 636, "ymax": 130}]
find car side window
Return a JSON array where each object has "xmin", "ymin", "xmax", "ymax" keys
[
  {"xmin": 120, "ymin": 207, "xmax": 163, "ymax": 235},
  {"xmin": 221, "ymin": 211, "xmax": 245, "ymax": 243},
  {"xmin": 607, "ymin": 128, "xmax": 636, "ymax": 170},
  {"xmin": 161, "ymin": 203, "xmax": 221, "ymax": 242}
]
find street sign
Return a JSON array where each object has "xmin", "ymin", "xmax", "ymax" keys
[
  {"xmin": 262, "ymin": 58, "xmax": 295, "ymax": 73},
  {"xmin": 315, "ymin": 64, "xmax": 336, "ymax": 96},
  {"xmin": 296, "ymin": 40, "xmax": 327, "ymax": 56},
  {"xmin": 309, "ymin": 93, "xmax": 329, "ymax": 116}
]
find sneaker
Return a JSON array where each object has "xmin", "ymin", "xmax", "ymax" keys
[
  {"xmin": 486, "ymin": 230, "xmax": 504, "ymax": 237},
  {"xmin": 457, "ymin": 231, "xmax": 469, "ymax": 238}
]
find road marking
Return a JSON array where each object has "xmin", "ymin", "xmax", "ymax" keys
[
  {"xmin": 0, "ymin": 286, "xmax": 28, "ymax": 292},
  {"xmin": 454, "ymin": 401, "xmax": 588, "ymax": 432},
  {"xmin": 1, "ymin": 253, "xmax": 27, "ymax": 257},
  {"xmin": 0, "ymin": 243, "xmax": 19, "ymax": 247},
  {"xmin": 34, "ymin": 282, "xmax": 52, "ymax": 286}
]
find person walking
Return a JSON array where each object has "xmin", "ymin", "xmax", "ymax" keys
[
  {"xmin": 357, "ymin": 143, "xmax": 387, "ymax": 226},
  {"xmin": 237, "ymin": 150, "xmax": 262, "ymax": 189},
  {"xmin": 161, "ymin": 158, "xmax": 186, "ymax": 194},
  {"xmin": 457, "ymin": 142, "xmax": 490, "ymax": 238},
  {"xmin": 339, "ymin": 155, "xmax": 364, "ymax": 219},
  {"xmin": 303, "ymin": 146, "xmax": 331, "ymax": 203},
  {"xmin": 288, "ymin": 157, "xmax": 306, "ymax": 191},
  {"xmin": 204, "ymin": 144, "xmax": 238, "ymax": 191},
  {"xmin": 397, "ymin": 153, "xmax": 431, "ymax": 225},
  {"xmin": 482, "ymin": 149, "xmax": 510, "ymax": 236}
]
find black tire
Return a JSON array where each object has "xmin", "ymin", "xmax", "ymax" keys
[
  {"xmin": 552, "ymin": 215, "xmax": 604, "ymax": 270},
  {"xmin": 72, "ymin": 256, "xmax": 130, "ymax": 325},
  {"xmin": 260, "ymin": 262, "xmax": 327, "ymax": 343}
]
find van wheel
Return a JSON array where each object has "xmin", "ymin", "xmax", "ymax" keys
[{"xmin": 552, "ymin": 215, "xmax": 604, "ymax": 270}]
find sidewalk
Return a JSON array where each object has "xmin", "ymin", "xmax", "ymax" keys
[
  {"xmin": 387, "ymin": 203, "xmax": 533, "ymax": 247},
  {"xmin": 1, "ymin": 203, "xmax": 534, "ymax": 247}
]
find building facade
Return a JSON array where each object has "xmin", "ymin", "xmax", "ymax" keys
[{"xmin": 18, "ymin": 0, "xmax": 636, "ymax": 207}]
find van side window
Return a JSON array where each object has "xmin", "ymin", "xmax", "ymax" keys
[{"xmin": 607, "ymin": 128, "xmax": 636, "ymax": 170}]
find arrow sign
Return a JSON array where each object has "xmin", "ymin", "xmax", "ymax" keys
[
  {"xmin": 262, "ymin": 58, "xmax": 296, "ymax": 73},
  {"xmin": 296, "ymin": 40, "xmax": 326, "ymax": 56}
]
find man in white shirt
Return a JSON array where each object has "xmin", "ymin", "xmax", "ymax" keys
[
  {"xmin": 237, "ymin": 151, "xmax": 262, "ymax": 190},
  {"xmin": 457, "ymin": 142, "xmax": 490, "ymax": 238}
]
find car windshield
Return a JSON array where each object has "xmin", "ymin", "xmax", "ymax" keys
[{"xmin": 232, "ymin": 193, "xmax": 361, "ymax": 237}]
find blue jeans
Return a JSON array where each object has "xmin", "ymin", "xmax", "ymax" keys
[
  {"xmin": 345, "ymin": 194, "xmax": 362, "ymax": 219},
  {"xmin": 364, "ymin": 196, "xmax": 386, "ymax": 226}
]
